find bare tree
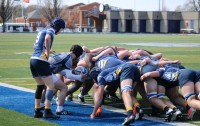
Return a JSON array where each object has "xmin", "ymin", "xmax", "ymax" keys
[
  {"xmin": 178, "ymin": 0, "xmax": 200, "ymax": 11},
  {"xmin": 41, "ymin": 0, "xmax": 63, "ymax": 23},
  {"xmin": 191, "ymin": 0, "xmax": 200, "ymax": 11},
  {"xmin": 0, "ymin": 0, "xmax": 14, "ymax": 32},
  {"xmin": 60, "ymin": 6, "xmax": 80, "ymax": 31}
]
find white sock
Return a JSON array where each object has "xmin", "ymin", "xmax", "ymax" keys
[
  {"xmin": 78, "ymin": 93, "xmax": 83, "ymax": 98},
  {"xmin": 56, "ymin": 106, "xmax": 63, "ymax": 112}
]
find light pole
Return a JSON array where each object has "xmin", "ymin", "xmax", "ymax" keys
[{"xmin": 24, "ymin": 16, "xmax": 27, "ymax": 29}]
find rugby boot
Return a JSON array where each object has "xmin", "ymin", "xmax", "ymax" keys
[
  {"xmin": 187, "ymin": 107, "xmax": 196, "ymax": 120},
  {"xmin": 43, "ymin": 109, "xmax": 60, "ymax": 119},
  {"xmin": 56, "ymin": 110, "xmax": 72, "ymax": 115},
  {"xmin": 171, "ymin": 108, "xmax": 182, "ymax": 121},
  {"xmin": 122, "ymin": 114, "xmax": 135, "ymax": 125},
  {"xmin": 34, "ymin": 109, "xmax": 43, "ymax": 118}
]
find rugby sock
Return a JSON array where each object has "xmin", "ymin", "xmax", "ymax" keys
[
  {"xmin": 45, "ymin": 106, "xmax": 51, "ymax": 109},
  {"xmin": 162, "ymin": 105, "xmax": 168, "ymax": 111},
  {"xmin": 163, "ymin": 106, "xmax": 170, "ymax": 113},
  {"xmin": 35, "ymin": 105, "xmax": 40, "ymax": 109},
  {"xmin": 56, "ymin": 106, "xmax": 63, "ymax": 112},
  {"xmin": 133, "ymin": 102, "xmax": 140, "ymax": 108},
  {"xmin": 171, "ymin": 105, "xmax": 176, "ymax": 110},
  {"xmin": 126, "ymin": 107, "xmax": 133, "ymax": 116}
]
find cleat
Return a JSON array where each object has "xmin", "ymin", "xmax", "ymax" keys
[
  {"xmin": 165, "ymin": 108, "xmax": 173, "ymax": 115},
  {"xmin": 78, "ymin": 96, "xmax": 85, "ymax": 103},
  {"xmin": 164, "ymin": 115, "xmax": 172, "ymax": 122},
  {"xmin": 164, "ymin": 108, "xmax": 173, "ymax": 122},
  {"xmin": 43, "ymin": 109, "xmax": 60, "ymax": 119},
  {"xmin": 56, "ymin": 110, "xmax": 72, "ymax": 115},
  {"xmin": 122, "ymin": 114, "xmax": 135, "ymax": 125},
  {"xmin": 34, "ymin": 109, "xmax": 43, "ymax": 118},
  {"xmin": 187, "ymin": 108, "xmax": 196, "ymax": 120},
  {"xmin": 164, "ymin": 114, "xmax": 172, "ymax": 122},
  {"xmin": 38, "ymin": 106, "xmax": 45, "ymax": 111},
  {"xmin": 134, "ymin": 106, "xmax": 144, "ymax": 120},
  {"xmin": 171, "ymin": 108, "xmax": 182, "ymax": 121}
]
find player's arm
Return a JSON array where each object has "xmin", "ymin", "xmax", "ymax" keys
[
  {"xmin": 117, "ymin": 50, "xmax": 131, "ymax": 60},
  {"xmin": 157, "ymin": 60, "xmax": 180, "ymax": 66},
  {"xmin": 59, "ymin": 69, "xmax": 86, "ymax": 81},
  {"xmin": 90, "ymin": 84, "xmax": 104, "ymax": 118},
  {"xmin": 44, "ymin": 34, "xmax": 52, "ymax": 59},
  {"xmin": 140, "ymin": 71, "xmax": 160, "ymax": 81}
]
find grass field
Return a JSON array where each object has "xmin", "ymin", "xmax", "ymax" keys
[{"xmin": 0, "ymin": 33, "xmax": 200, "ymax": 126}]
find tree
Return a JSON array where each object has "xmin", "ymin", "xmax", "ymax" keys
[
  {"xmin": 191, "ymin": 0, "xmax": 200, "ymax": 11},
  {"xmin": 0, "ymin": 0, "xmax": 14, "ymax": 32},
  {"xmin": 60, "ymin": 6, "xmax": 80, "ymax": 31},
  {"xmin": 177, "ymin": 0, "xmax": 200, "ymax": 11},
  {"xmin": 41, "ymin": 0, "xmax": 63, "ymax": 23},
  {"xmin": 13, "ymin": 5, "xmax": 22, "ymax": 19}
]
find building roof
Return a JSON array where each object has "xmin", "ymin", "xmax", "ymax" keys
[
  {"xmin": 67, "ymin": 3, "xmax": 85, "ymax": 9},
  {"xmin": 79, "ymin": 2, "xmax": 99, "ymax": 10},
  {"xmin": 27, "ymin": 10, "xmax": 42, "ymax": 19}
]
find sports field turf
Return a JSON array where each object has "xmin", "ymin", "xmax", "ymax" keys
[{"xmin": 0, "ymin": 33, "xmax": 200, "ymax": 126}]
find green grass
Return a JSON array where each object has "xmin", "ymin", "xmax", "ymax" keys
[
  {"xmin": 0, "ymin": 33, "xmax": 200, "ymax": 125},
  {"xmin": 0, "ymin": 107, "xmax": 58, "ymax": 126}
]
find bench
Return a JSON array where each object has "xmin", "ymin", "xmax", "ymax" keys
[{"xmin": 180, "ymin": 28, "xmax": 194, "ymax": 34}]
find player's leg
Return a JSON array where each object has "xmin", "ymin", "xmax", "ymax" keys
[
  {"xmin": 158, "ymin": 85, "xmax": 181, "ymax": 121},
  {"xmin": 33, "ymin": 77, "xmax": 45, "ymax": 118},
  {"xmin": 121, "ymin": 79, "xmax": 135, "ymax": 125},
  {"xmin": 30, "ymin": 59, "xmax": 58, "ymax": 118},
  {"xmin": 53, "ymin": 76, "xmax": 72, "ymax": 115},
  {"xmin": 78, "ymin": 79, "xmax": 93, "ymax": 103},
  {"xmin": 120, "ymin": 64, "xmax": 138, "ymax": 125},
  {"xmin": 143, "ymin": 78, "xmax": 173, "ymax": 117},
  {"xmin": 181, "ymin": 82, "xmax": 200, "ymax": 109}
]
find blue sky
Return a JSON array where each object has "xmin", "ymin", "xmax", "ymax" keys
[{"xmin": 20, "ymin": 0, "xmax": 187, "ymax": 11}]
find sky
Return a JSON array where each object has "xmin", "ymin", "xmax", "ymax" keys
[{"xmin": 19, "ymin": 0, "xmax": 187, "ymax": 11}]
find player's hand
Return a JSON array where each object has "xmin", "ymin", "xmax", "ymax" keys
[
  {"xmin": 49, "ymin": 50, "xmax": 55, "ymax": 54},
  {"xmin": 41, "ymin": 53, "xmax": 48, "ymax": 60},
  {"xmin": 140, "ymin": 59, "xmax": 147, "ymax": 66},
  {"xmin": 140, "ymin": 73, "xmax": 148, "ymax": 81},
  {"xmin": 95, "ymin": 107, "xmax": 102, "ymax": 116},
  {"xmin": 90, "ymin": 113, "xmax": 96, "ymax": 119}
]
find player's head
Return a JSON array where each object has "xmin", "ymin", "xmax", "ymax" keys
[
  {"xmin": 51, "ymin": 17, "xmax": 65, "ymax": 34},
  {"xmin": 89, "ymin": 67, "xmax": 101, "ymax": 83},
  {"xmin": 70, "ymin": 45, "xmax": 83, "ymax": 59}
]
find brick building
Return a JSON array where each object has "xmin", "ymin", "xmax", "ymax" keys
[{"xmin": 14, "ymin": 2, "xmax": 200, "ymax": 33}]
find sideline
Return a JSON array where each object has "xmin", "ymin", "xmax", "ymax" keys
[{"xmin": 0, "ymin": 82, "xmax": 196, "ymax": 126}]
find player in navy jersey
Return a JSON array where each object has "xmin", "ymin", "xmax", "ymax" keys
[
  {"xmin": 141, "ymin": 66, "xmax": 199, "ymax": 119},
  {"xmin": 30, "ymin": 17, "xmax": 65, "ymax": 119},
  {"xmin": 89, "ymin": 63, "xmax": 140, "ymax": 125},
  {"xmin": 119, "ymin": 51, "xmax": 178, "ymax": 120}
]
